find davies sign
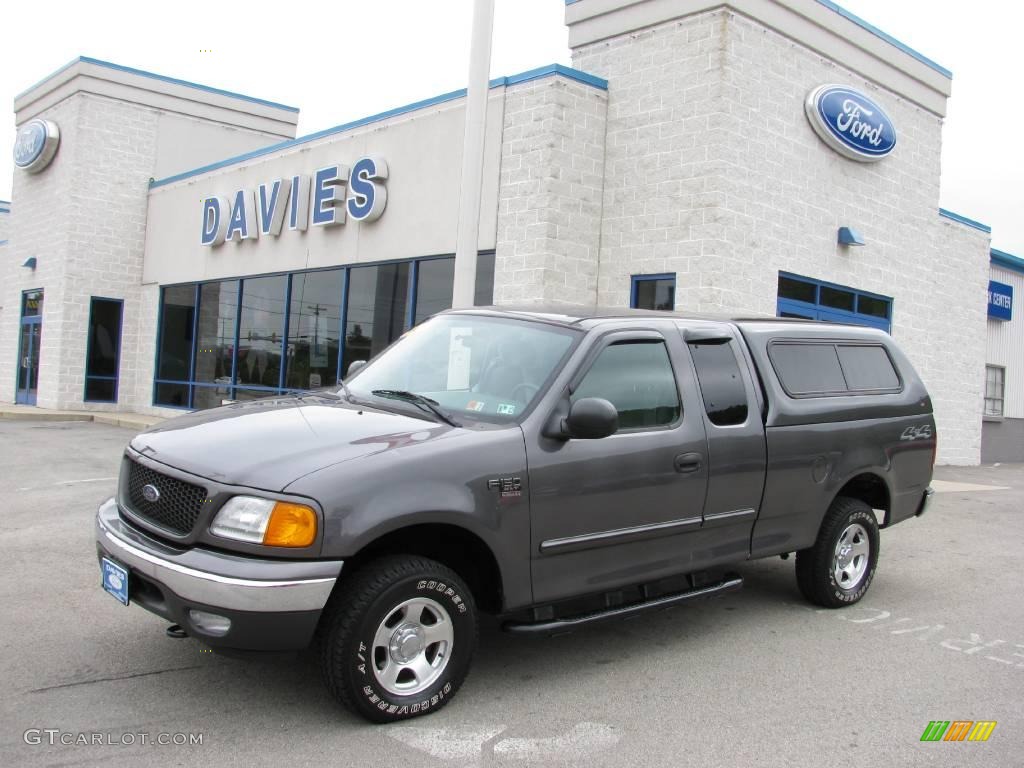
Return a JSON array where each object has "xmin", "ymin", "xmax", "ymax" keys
[
  {"xmin": 804, "ymin": 85, "xmax": 896, "ymax": 162},
  {"xmin": 201, "ymin": 156, "xmax": 387, "ymax": 247}
]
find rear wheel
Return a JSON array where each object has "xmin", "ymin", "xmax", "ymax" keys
[
  {"xmin": 796, "ymin": 496, "xmax": 879, "ymax": 608},
  {"xmin": 319, "ymin": 555, "xmax": 477, "ymax": 722}
]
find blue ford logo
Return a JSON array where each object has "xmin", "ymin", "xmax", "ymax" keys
[
  {"xmin": 13, "ymin": 118, "xmax": 60, "ymax": 173},
  {"xmin": 142, "ymin": 484, "xmax": 161, "ymax": 503},
  {"xmin": 805, "ymin": 85, "xmax": 896, "ymax": 163}
]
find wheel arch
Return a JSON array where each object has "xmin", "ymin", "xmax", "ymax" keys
[
  {"xmin": 831, "ymin": 470, "xmax": 891, "ymax": 525},
  {"xmin": 341, "ymin": 523, "xmax": 505, "ymax": 613}
]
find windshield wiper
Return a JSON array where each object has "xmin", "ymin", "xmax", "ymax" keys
[
  {"xmin": 370, "ymin": 390, "xmax": 461, "ymax": 427},
  {"xmin": 286, "ymin": 388, "xmax": 343, "ymax": 402}
]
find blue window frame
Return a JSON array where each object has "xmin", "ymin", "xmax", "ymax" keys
[
  {"xmin": 84, "ymin": 297, "xmax": 124, "ymax": 403},
  {"xmin": 631, "ymin": 273, "xmax": 676, "ymax": 310},
  {"xmin": 153, "ymin": 252, "xmax": 495, "ymax": 409},
  {"xmin": 777, "ymin": 272, "xmax": 892, "ymax": 333}
]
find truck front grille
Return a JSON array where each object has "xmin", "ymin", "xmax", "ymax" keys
[{"xmin": 125, "ymin": 458, "xmax": 208, "ymax": 535}]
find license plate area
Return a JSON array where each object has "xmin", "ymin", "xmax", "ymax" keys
[{"xmin": 101, "ymin": 557, "xmax": 129, "ymax": 605}]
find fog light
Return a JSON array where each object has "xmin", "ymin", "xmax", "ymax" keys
[{"xmin": 188, "ymin": 609, "xmax": 231, "ymax": 636}]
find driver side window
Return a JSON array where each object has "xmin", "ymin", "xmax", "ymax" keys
[{"xmin": 571, "ymin": 340, "xmax": 681, "ymax": 430}]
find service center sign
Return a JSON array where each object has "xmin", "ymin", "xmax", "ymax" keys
[
  {"xmin": 201, "ymin": 156, "xmax": 387, "ymax": 246},
  {"xmin": 805, "ymin": 85, "xmax": 896, "ymax": 162},
  {"xmin": 989, "ymin": 280, "xmax": 1013, "ymax": 321}
]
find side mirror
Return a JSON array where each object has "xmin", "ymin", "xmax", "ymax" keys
[
  {"xmin": 346, "ymin": 360, "xmax": 367, "ymax": 378},
  {"xmin": 564, "ymin": 397, "xmax": 618, "ymax": 439}
]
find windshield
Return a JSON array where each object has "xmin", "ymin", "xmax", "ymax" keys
[{"xmin": 345, "ymin": 314, "xmax": 578, "ymax": 423}]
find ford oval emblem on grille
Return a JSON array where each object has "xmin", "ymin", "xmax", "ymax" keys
[{"xmin": 142, "ymin": 484, "xmax": 161, "ymax": 503}]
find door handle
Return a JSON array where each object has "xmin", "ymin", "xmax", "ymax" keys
[{"xmin": 674, "ymin": 452, "xmax": 703, "ymax": 474}]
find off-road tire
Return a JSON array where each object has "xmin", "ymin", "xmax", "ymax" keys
[
  {"xmin": 318, "ymin": 555, "xmax": 477, "ymax": 723},
  {"xmin": 796, "ymin": 496, "xmax": 879, "ymax": 608}
]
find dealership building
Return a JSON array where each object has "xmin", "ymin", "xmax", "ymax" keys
[{"xmin": 1, "ymin": 0, "xmax": 1021, "ymax": 464}]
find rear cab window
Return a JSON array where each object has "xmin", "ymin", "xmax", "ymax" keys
[
  {"xmin": 687, "ymin": 341, "xmax": 749, "ymax": 426},
  {"xmin": 768, "ymin": 340, "xmax": 902, "ymax": 397}
]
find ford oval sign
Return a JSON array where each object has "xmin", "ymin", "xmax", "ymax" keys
[
  {"xmin": 805, "ymin": 85, "xmax": 896, "ymax": 163},
  {"xmin": 13, "ymin": 118, "xmax": 60, "ymax": 173}
]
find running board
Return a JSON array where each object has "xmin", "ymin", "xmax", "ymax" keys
[{"xmin": 503, "ymin": 575, "xmax": 743, "ymax": 635}]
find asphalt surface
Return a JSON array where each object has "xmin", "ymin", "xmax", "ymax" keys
[{"xmin": 1, "ymin": 418, "xmax": 1022, "ymax": 767}]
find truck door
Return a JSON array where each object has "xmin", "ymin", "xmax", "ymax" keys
[
  {"xmin": 680, "ymin": 326, "xmax": 767, "ymax": 562},
  {"xmin": 526, "ymin": 327, "xmax": 710, "ymax": 604}
]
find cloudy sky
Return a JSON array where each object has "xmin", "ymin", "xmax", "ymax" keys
[{"xmin": 1, "ymin": 0, "xmax": 1021, "ymax": 254}]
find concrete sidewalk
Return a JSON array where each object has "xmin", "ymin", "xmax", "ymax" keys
[{"xmin": 0, "ymin": 405, "xmax": 164, "ymax": 430}]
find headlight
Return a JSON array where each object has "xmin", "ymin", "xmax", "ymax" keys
[{"xmin": 210, "ymin": 496, "xmax": 317, "ymax": 548}]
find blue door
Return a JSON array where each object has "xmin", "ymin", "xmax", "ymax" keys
[{"xmin": 16, "ymin": 290, "xmax": 43, "ymax": 405}]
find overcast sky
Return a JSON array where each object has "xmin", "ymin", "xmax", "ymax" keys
[{"xmin": 1, "ymin": 0, "xmax": 1021, "ymax": 254}]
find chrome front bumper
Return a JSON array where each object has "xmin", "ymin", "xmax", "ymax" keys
[{"xmin": 95, "ymin": 497, "xmax": 342, "ymax": 613}]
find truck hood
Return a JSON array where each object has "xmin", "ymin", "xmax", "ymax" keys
[{"xmin": 130, "ymin": 396, "xmax": 454, "ymax": 492}]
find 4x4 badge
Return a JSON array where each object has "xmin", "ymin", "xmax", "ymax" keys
[{"xmin": 487, "ymin": 477, "xmax": 522, "ymax": 498}]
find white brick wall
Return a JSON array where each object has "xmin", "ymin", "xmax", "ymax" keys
[
  {"xmin": 0, "ymin": 96, "xmax": 82, "ymax": 407},
  {"xmin": 494, "ymin": 77, "xmax": 608, "ymax": 306},
  {"xmin": 1, "ymin": 89, "xmax": 283, "ymax": 417},
  {"xmin": 566, "ymin": 10, "xmax": 988, "ymax": 464}
]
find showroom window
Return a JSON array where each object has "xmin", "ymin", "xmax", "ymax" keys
[
  {"xmin": 984, "ymin": 365, "xmax": 1005, "ymax": 417},
  {"xmin": 631, "ymin": 274, "xmax": 676, "ymax": 310},
  {"xmin": 286, "ymin": 270, "xmax": 343, "ymax": 391},
  {"xmin": 777, "ymin": 273, "xmax": 892, "ymax": 332},
  {"xmin": 153, "ymin": 253, "xmax": 495, "ymax": 409},
  {"xmin": 84, "ymin": 297, "xmax": 123, "ymax": 403}
]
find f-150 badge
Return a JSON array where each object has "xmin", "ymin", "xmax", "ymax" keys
[{"xmin": 487, "ymin": 477, "xmax": 522, "ymax": 498}]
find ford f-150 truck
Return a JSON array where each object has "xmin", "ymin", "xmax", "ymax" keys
[{"xmin": 95, "ymin": 307, "xmax": 935, "ymax": 722}]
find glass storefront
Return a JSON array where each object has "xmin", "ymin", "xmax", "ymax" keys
[
  {"xmin": 153, "ymin": 253, "xmax": 495, "ymax": 409},
  {"xmin": 84, "ymin": 297, "xmax": 124, "ymax": 402}
]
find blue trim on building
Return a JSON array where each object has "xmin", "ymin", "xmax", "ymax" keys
[
  {"xmin": 16, "ymin": 56, "xmax": 299, "ymax": 112},
  {"xmin": 814, "ymin": 1, "xmax": 951, "ymax": 78},
  {"xmin": 149, "ymin": 64, "xmax": 607, "ymax": 190},
  {"xmin": 0, "ymin": 240, "xmax": 8, "ymax": 246},
  {"xmin": 992, "ymin": 248, "xmax": 1024, "ymax": 276},
  {"xmin": 777, "ymin": 272, "xmax": 892, "ymax": 333},
  {"xmin": 938, "ymin": 208, "xmax": 992, "ymax": 234},
  {"xmin": 83, "ymin": 296, "xmax": 125, "ymax": 403},
  {"xmin": 630, "ymin": 273, "xmax": 676, "ymax": 309},
  {"xmin": 564, "ymin": 0, "xmax": 950, "ymax": 78}
]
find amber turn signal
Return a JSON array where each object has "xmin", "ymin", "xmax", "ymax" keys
[{"xmin": 262, "ymin": 502, "xmax": 317, "ymax": 547}]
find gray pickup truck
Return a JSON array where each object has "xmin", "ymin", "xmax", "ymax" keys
[{"xmin": 95, "ymin": 307, "xmax": 935, "ymax": 722}]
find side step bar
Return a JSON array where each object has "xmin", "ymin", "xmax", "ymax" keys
[{"xmin": 503, "ymin": 575, "xmax": 743, "ymax": 635}]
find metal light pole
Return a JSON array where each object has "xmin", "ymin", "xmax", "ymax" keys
[{"xmin": 451, "ymin": 0, "xmax": 496, "ymax": 308}]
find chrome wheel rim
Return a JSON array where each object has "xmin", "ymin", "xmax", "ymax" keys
[
  {"xmin": 372, "ymin": 597, "xmax": 453, "ymax": 696},
  {"xmin": 833, "ymin": 523, "xmax": 870, "ymax": 591}
]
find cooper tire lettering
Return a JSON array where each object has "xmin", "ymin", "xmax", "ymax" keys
[{"xmin": 320, "ymin": 555, "xmax": 478, "ymax": 723}]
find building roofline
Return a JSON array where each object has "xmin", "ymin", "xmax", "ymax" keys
[
  {"xmin": 991, "ymin": 248, "xmax": 1024, "ymax": 276},
  {"xmin": 939, "ymin": 208, "xmax": 992, "ymax": 234},
  {"xmin": 565, "ymin": 0, "xmax": 951, "ymax": 78},
  {"xmin": 812, "ymin": 1, "xmax": 951, "ymax": 78},
  {"xmin": 16, "ymin": 56, "xmax": 300, "ymax": 113},
  {"xmin": 149, "ymin": 64, "xmax": 606, "ymax": 190}
]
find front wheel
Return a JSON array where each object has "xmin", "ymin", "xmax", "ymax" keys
[
  {"xmin": 319, "ymin": 555, "xmax": 478, "ymax": 722},
  {"xmin": 795, "ymin": 496, "xmax": 879, "ymax": 608}
]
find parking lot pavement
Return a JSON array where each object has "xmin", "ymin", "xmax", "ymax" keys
[{"xmin": 1, "ymin": 418, "xmax": 1022, "ymax": 767}]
